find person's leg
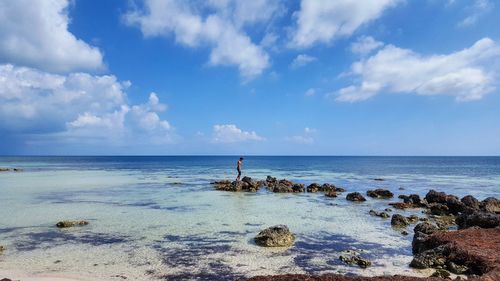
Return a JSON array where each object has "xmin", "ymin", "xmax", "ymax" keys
[{"xmin": 236, "ymin": 168, "xmax": 241, "ymax": 181}]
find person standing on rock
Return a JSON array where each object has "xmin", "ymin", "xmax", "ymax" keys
[{"xmin": 236, "ymin": 157, "xmax": 243, "ymax": 181}]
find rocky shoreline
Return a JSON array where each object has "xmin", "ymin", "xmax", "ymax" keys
[{"xmin": 213, "ymin": 176, "xmax": 499, "ymax": 280}]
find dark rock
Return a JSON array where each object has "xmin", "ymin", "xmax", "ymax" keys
[
  {"xmin": 431, "ymin": 269, "xmax": 451, "ymax": 279},
  {"xmin": 339, "ymin": 251, "xmax": 372, "ymax": 268},
  {"xmin": 267, "ymin": 179, "xmax": 304, "ymax": 193},
  {"xmin": 307, "ymin": 183, "xmax": 321, "ymax": 193},
  {"xmin": 212, "ymin": 178, "xmax": 262, "ymax": 192},
  {"xmin": 325, "ymin": 191, "xmax": 337, "ymax": 198},
  {"xmin": 265, "ymin": 176, "xmax": 277, "ymax": 187},
  {"xmin": 447, "ymin": 261, "xmax": 469, "ymax": 275},
  {"xmin": 366, "ymin": 189, "xmax": 394, "ymax": 199},
  {"xmin": 391, "ymin": 214, "xmax": 409, "ymax": 227},
  {"xmin": 410, "ymin": 245, "xmax": 447, "ymax": 269},
  {"xmin": 456, "ymin": 211, "xmax": 500, "ymax": 229},
  {"xmin": 346, "ymin": 192, "xmax": 366, "ymax": 202},
  {"xmin": 322, "ymin": 183, "xmax": 345, "ymax": 193},
  {"xmin": 430, "ymin": 204, "xmax": 451, "ymax": 216},
  {"xmin": 461, "ymin": 195, "xmax": 480, "ymax": 210},
  {"xmin": 407, "ymin": 215, "xmax": 419, "ymax": 224},
  {"xmin": 254, "ymin": 225, "xmax": 295, "ymax": 247},
  {"xmin": 389, "ymin": 202, "xmax": 416, "ymax": 210},
  {"xmin": 384, "ymin": 208, "xmax": 392, "ymax": 212},
  {"xmin": 369, "ymin": 209, "xmax": 390, "ymax": 218},
  {"xmin": 0, "ymin": 168, "xmax": 23, "ymax": 172},
  {"xmin": 373, "ymin": 178, "xmax": 385, "ymax": 181},
  {"xmin": 56, "ymin": 220, "xmax": 89, "ymax": 228},
  {"xmin": 1, "ymin": 279, "xmax": 13, "ymax": 281},
  {"xmin": 0, "ymin": 245, "xmax": 5, "ymax": 253},
  {"xmin": 401, "ymin": 230, "xmax": 409, "ymax": 236},
  {"xmin": 481, "ymin": 197, "xmax": 500, "ymax": 214},
  {"xmin": 425, "ymin": 190, "xmax": 448, "ymax": 204}
]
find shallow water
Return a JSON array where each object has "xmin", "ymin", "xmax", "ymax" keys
[{"xmin": 0, "ymin": 156, "xmax": 499, "ymax": 280}]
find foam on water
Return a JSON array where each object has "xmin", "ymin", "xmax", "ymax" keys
[{"xmin": 0, "ymin": 156, "xmax": 499, "ymax": 280}]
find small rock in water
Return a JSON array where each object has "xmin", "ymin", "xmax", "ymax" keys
[
  {"xmin": 0, "ymin": 245, "xmax": 5, "ymax": 253},
  {"xmin": 346, "ymin": 192, "xmax": 366, "ymax": 202},
  {"xmin": 369, "ymin": 209, "xmax": 390, "ymax": 218},
  {"xmin": 391, "ymin": 214, "xmax": 409, "ymax": 227},
  {"xmin": 401, "ymin": 230, "xmax": 409, "ymax": 236},
  {"xmin": 366, "ymin": 188, "xmax": 394, "ymax": 199},
  {"xmin": 325, "ymin": 190, "xmax": 337, "ymax": 198},
  {"xmin": 254, "ymin": 225, "xmax": 295, "ymax": 247},
  {"xmin": 339, "ymin": 251, "xmax": 372, "ymax": 268},
  {"xmin": 56, "ymin": 220, "xmax": 89, "ymax": 228}
]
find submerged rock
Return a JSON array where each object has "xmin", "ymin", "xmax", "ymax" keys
[
  {"xmin": 391, "ymin": 214, "xmax": 409, "ymax": 227},
  {"xmin": 56, "ymin": 220, "xmax": 89, "ymax": 228},
  {"xmin": 0, "ymin": 168, "xmax": 23, "ymax": 172},
  {"xmin": 346, "ymin": 192, "xmax": 366, "ymax": 202},
  {"xmin": 325, "ymin": 191, "xmax": 337, "ymax": 198},
  {"xmin": 254, "ymin": 225, "xmax": 295, "ymax": 247},
  {"xmin": 369, "ymin": 209, "xmax": 390, "ymax": 218},
  {"xmin": 339, "ymin": 250, "xmax": 372, "ymax": 268},
  {"xmin": 366, "ymin": 189, "xmax": 394, "ymax": 199},
  {"xmin": 0, "ymin": 245, "xmax": 5, "ymax": 253}
]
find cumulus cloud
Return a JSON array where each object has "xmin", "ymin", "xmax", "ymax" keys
[
  {"xmin": 124, "ymin": 0, "xmax": 283, "ymax": 80},
  {"xmin": 287, "ymin": 127, "xmax": 316, "ymax": 144},
  {"xmin": 290, "ymin": 54, "xmax": 317, "ymax": 69},
  {"xmin": 0, "ymin": 64, "xmax": 174, "ymax": 144},
  {"xmin": 334, "ymin": 38, "xmax": 500, "ymax": 102},
  {"xmin": 350, "ymin": 36, "xmax": 384, "ymax": 56},
  {"xmin": 458, "ymin": 0, "xmax": 494, "ymax": 27},
  {"xmin": 0, "ymin": 0, "xmax": 104, "ymax": 73},
  {"xmin": 212, "ymin": 124, "xmax": 264, "ymax": 143},
  {"xmin": 290, "ymin": 0, "xmax": 400, "ymax": 48}
]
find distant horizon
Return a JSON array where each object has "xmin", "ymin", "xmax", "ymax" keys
[
  {"xmin": 2, "ymin": 154, "xmax": 500, "ymax": 157},
  {"xmin": 1, "ymin": 1, "xmax": 500, "ymax": 155}
]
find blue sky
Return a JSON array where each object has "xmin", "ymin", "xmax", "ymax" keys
[{"xmin": 1, "ymin": 0, "xmax": 500, "ymax": 155}]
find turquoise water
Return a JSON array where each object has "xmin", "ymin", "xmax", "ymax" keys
[{"xmin": 0, "ymin": 156, "xmax": 499, "ymax": 280}]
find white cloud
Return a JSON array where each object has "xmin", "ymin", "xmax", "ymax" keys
[
  {"xmin": 212, "ymin": 124, "xmax": 264, "ymax": 143},
  {"xmin": 290, "ymin": 0, "xmax": 400, "ymax": 48},
  {"xmin": 305, "ymin": 88, "xmax": 316, "ymax": 97},
  {"xmin": 350, "ymin": 36, "xmax": 384, "ymax": 56},
  {"xmin": 124, "ymin": 0, "xmax": 283, "ymax": 80},
  {"xmin": 290, "ymin": 54, "xmax": 317, "ymax": 69},
  {"xmin": 458, "ymin": 0, "xmax": 494, "ymax": 27},
  {"xmin": 0, "ymin": 0, "xmax": 104, "ymax": 73},
  {"xmin": 335, "ymin": 38, "xmax": 500, "ymax": 102},
  {"xmin": 0, "ymin": 64, "xmax": 174, "ymax": 144},
  {"xmin": 287, "ymin": 127, "xmax": 316, "ymax": 144}
]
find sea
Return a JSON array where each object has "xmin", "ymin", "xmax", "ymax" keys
[{"xmin": 0, "ymin": 156, "xmax": 499, "ymax": 281}]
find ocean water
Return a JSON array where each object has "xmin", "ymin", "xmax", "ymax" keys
[{"xmin": 0, "ymin": 156, "xmax": 499, "ymax": 281}]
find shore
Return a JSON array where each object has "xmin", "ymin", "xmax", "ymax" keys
[{"xmin": 0, "ymin": 167, "xmax": 500, "ymax": 281}]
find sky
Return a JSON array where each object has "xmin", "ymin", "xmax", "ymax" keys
[{"xmin": 1, "ymin": 0, "xmax": 500, "ymax": 156}]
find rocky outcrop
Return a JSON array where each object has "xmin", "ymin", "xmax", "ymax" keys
[
  {"xmin": 254, "ymin": 225, "xmax": 295, "ymax": 247},
  {"xmin": 307, "ymin": 183, "xmax": 345, "ymax": 193},
  {"xmin": 424, "ymin": 190, "xmax": 465, "ymax": 215},
  {"xmin": 346, "ymin": 192, "xmax": 366, "ymax": 202},
  {"xmin": 367, "ymin": 189, "xmax": 394, "ymax": 199},
  {"xmin": 456, "ymin": 211, "xmax": 500, "ymax": 229},
  {"xmin": 412, "ymin": 222, "xmax": 439, "ymax": 254},
  {"xmin": 339, "ymin": 250, "xmax": 372, "ymax": 268},
  {"xmin": 267, "ymin": 179, "xmax": 304, "ymax": 193},
  {"xmin": 212, "ymin": 177, "xmax": 263, "ymax": 192},
  {"xmin": 461, "ymin": 195, "xmax": 480, "ymax": 210},
  {"xmin": 410, "ymin": 227, "xmax": 500, "ymax": 277},
  {"xmin": 56, "ymin": 220, "xmax": 89, "ymax": 228},
  {"xmin": 391, "ymin": 214, "xmax": 409, "ymax": 227},
  {"xmin": 481, "ymin": 197, "xmax": 500, "ymax": 214}
]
